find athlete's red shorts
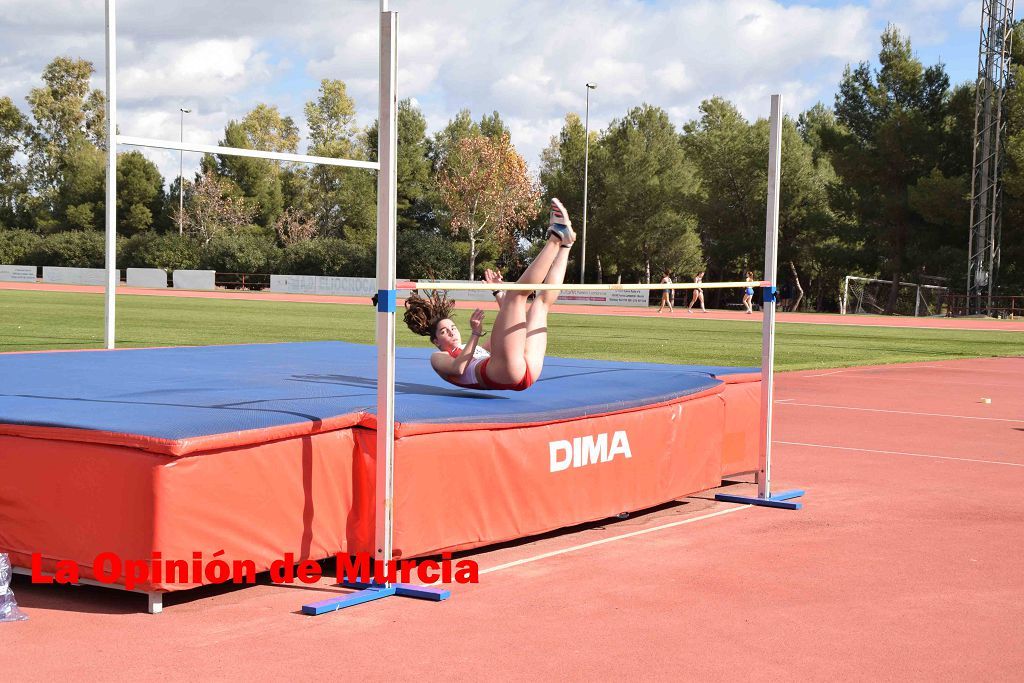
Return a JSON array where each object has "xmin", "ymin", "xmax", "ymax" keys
[{"xmin": 478, "ymin": 358, "xmax": 534, "ymax": 391}]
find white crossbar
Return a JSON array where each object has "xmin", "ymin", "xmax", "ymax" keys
[
  {"xmin": 399, "ymin": 280, "xmax": 770, "ymax": 292},
  {"xmin": 116, "ymin": 135, "xmax": 380, "ymax": 170}
]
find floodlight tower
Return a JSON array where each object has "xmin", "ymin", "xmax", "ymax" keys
[{"xmin": 968, "ymin": 0, "xmax": 1015, "ymax": 314}]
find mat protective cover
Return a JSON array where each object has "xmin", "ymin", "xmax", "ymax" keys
[{"xmin": 0, "ymin": 342, "xmax": 760, "ymax": 591}]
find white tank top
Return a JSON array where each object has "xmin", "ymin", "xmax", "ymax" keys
[{"xmin": 443, "ymin": 344, "xmax": 491, "ymax": 388}]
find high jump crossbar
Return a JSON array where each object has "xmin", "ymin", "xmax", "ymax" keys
[{"xmin": 398, "ymin": 280, "xmax": 771, "ymax": 292}]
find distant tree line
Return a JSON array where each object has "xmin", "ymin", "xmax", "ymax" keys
[{"xmin": 2, "ymin": 25, "xmax": 1023, "ymax": 311}]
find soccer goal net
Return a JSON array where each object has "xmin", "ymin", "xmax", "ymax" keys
[{"xmin": 840, "ymin": 276, "xmax": 949, "ymax": 317}]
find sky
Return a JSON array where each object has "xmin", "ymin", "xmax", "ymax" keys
[{"xmin": 0, "ymin": 0, "xmax": 994, "ymax": 187}]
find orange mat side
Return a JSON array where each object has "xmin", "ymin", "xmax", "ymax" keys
[
  {"xmin": 0, "ymin": 429, "xmax": 369, "ymax": 591},
  {"xmin": 389, "ymin": 392, "xmax": 726, "ymax": 558},
  {"xmin": 148, "ymin": 429, "xmax": 372, "ymax": 590},
  {"xmin": 0, "ymin": 435, "xmax": 162, "ymax": 576},
  {"xmin": 720, "ymin": 381, "xmax": 761, "ymax": 477}
]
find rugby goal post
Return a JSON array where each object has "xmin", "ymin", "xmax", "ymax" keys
[{"xmin": 840, "ymin": 276, "xmax": 949, "ymax": 317}]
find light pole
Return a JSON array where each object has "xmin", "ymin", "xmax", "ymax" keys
[
  {"xmin": 178, "ymin": 108, "xmax": 191, "ymax": 235},
  {"xmin": 581, "ymin": 82, "xmax": 596, "ymax": 283}
]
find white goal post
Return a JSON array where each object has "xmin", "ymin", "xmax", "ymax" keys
[{"xmin": 840, "ymin": 276, "xmax": 949, "ymax": 317}]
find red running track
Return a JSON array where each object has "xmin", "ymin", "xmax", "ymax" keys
[
  {"xmin": 4, "ymin": 355, "xmax": 1023, "ymax": 678},
  {"xmin": 3, "ymin": 280, "xmax": 1023, "ymax": 331}
]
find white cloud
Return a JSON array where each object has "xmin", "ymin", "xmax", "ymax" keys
[
  {"xmin": 654, "ymin": 62, "xmax": 692, "ymax": 93},
  {"xmin": 958, "ymin": 2, "xmax": 981, "ymax": 29},
  {"xmin": 118, "ymin": 39, "xmax": 273, "ymax": 102},
  {"xmin": 0, "ymin": 0, "xmax": 984, "ymax": 185}
]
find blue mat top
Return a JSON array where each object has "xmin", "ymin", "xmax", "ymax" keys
[{"xmin": 0, "ymin": 342, "xmax": 757, "ymax": 443}]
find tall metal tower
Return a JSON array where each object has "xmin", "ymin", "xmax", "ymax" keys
[{"xmin": 968, "ymin": 0, "xmax": 1015, "ymax": 314}]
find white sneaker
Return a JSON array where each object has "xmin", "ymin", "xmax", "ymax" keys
[{"xmin": 546, "ymin": 198, "xmax": 575, "ymax": 246}]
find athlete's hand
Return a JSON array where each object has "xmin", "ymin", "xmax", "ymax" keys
[{"xmin": 469, "ymin": 308, "xmax": 486, "ymax": 337}]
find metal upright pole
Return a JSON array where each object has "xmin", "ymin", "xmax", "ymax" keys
[
  {"xmin": 713, "ymin": 96, "xmax": 803, "ymax": 511},
  {"xmin": 374, "ymin": 8, "xmax": 399, "ymax": 572},
  {"xmin": 757, "ymin": 94, "xmax": 783, "ymax": 499},
  {"xmin": 581, "ymin": 82, "xmax": 595, "ymax": 283},
  {"xmin": 301, "ymin": 3, "xmax": 448, "ymax": 614},
  {"xmin": 103, "ymin": 0, "xmax": 117, "ymax": 349},
  {"xmin": 178, "ymin": 108, "xmax": 190, "ymax": 235}
]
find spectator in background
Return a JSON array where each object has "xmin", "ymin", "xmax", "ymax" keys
[
  {"xmin": 688, "ymin": 270, "xmax": 706, "ymax": 313},
  {"xmin": 658, "ymin": 270, "xmax": 674, "ymax": 313},
  {"xmin": 778, "ymin": 280, "xmax": 793, "ymax": 312},
  {"xmin": 742, "ymin": 271, "xmax": 755, "ymax": 314}
]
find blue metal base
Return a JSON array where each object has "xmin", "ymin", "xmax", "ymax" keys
[
  {"xmin": 302, "ymin": 582, "xmax": 451, "ymax": 616},
  {"xmin": 715, "ymin": 488, "xmax": 805, "ymax": 510},
  {"xmin": 341, "ymin": 580, "xmax": 451, "ymax": 601}
]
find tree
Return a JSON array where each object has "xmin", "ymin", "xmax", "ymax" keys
[
  {"xmin": 775, "ymin": 113, "xmax": 847, "ymax": 310},
  {"xmin": 273, "ymin": 207, "xmax": 317, "ymax": 245},
  {"xmin": 0, "ymin": 97, "xmax": 29, "ymax": 228},
  {"xmin": 115, "ymin": 151, "xmax": 166, "ymax": 235},
  {"xmin": 176, "ymin": 171, "xmax": 256, "ymax": 244},
  {"xmin": 479, "ymin": 111, "xmax": 510, "ymax": 140},
  {"xmin": 428, "ymin": 109, "xmax": 510, "ymax": 174},
  {"xmin": 216, "ymin": 120, "xmax": 284, "ymax": 227},
  {"xmin": 304, "ymin": 79, "xmax": 375, "ymax": 239},
  {"xmin": 239, "ymin": 103, "xmax": 300, "ymax": 154},
  {"xmin": 437, "ymin": 133, "xmax": 540, "ymax": 278},
  {"xmin": 991, "ymin": 21, "xmax": 1024, "ymax": 292},
  {"xmin": 592, "ymin": 104, "xmax": 702, "ymax": 283},
  {"xmin": 365, "ymin": 99, "xmax": 436, "ymax": 232},
  {"xmin": 682, "ymin": 98, "xmax": 762, "ymax": 276},
  {"xmin": 213, "ymin": 104, "xmax": 299, "ymax": 228},
  {"xmin": 538, "ymin": 113, "xmax": 591, "ymax": 278},
  {"xmin": 53, "ymin": 137, "xmax": 105, "ymax": 232},
  {"xmin": 23, "ymin": 57, "xmax": 106, "ymax": 231},
  {"xmin": 824, "ymin": 25, "xmax": 952, "ymax": 312}
]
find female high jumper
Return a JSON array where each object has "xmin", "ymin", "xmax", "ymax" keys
[{"xmin": 403, "ymin": 198, "xmax": 575, "ymax": 391}]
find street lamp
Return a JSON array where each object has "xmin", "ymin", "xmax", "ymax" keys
[
  {"xmin": 581, "ymin": 82, "xmax": 596, "ymax": 283},
  {"xmin": 178, "ymin": 108, "xmax": 191, "ymax": 235}
]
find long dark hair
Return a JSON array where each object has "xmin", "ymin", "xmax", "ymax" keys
[{"xmin": 403, "ymin": 289, "xmax": 455, "ymax": 342}]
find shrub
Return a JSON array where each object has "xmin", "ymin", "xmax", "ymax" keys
[
  {"xmin": 200, "ymin": 232, "xmax": 279, "ymax": 273},
  {"xmin": 397, "ymin": 230, "xmax": 461, "ymax": 280},
  {"xmin": 339, "ymin": 240, "xmax": 374, "ymax": 277},
  {"xmin": 0, "ymin": 230, "xmax": 43, "ymax": 265},
  {"xmin": 279, "ymin": 238, "xmax": 349, "ymax": 276},
  {"xmin": 31, "ymin": 230, "xmax": 110, "ymax": 268},
  {"xmin": 120, "ymin": 232, "xmax": 203, "ymax": 271}
]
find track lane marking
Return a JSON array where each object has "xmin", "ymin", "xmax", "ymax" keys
[
  {"xmin": 778, "ymin": 402, "xmax": 1024, "ymax": 423},
  {"xmin": 775, "ymin": 440, "xmax": 1024, "ymax": 468},
  {"xmin": 477, "ymin": 505, "xmax": 750, "ymax": 577}
]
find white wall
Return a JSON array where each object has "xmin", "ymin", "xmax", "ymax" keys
[
  {"xmin": 0, "ymin": 265, "xmax": 36, "ymax": 283},
  {"xmin": 127, "ymin": 268, "xmax": 168, "ymax": 288},
  {"xmin": 42, "ymin": 266, "xmax": 105, "ymax": 286},
  {"xmin": 172, "ymin": 270, "xmax": 216, "ymax": 291}
]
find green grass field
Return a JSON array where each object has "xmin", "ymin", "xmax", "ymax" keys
[{"xmin": 2, "ymin": 289, "xmax": 1023, "ymax": 371}]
